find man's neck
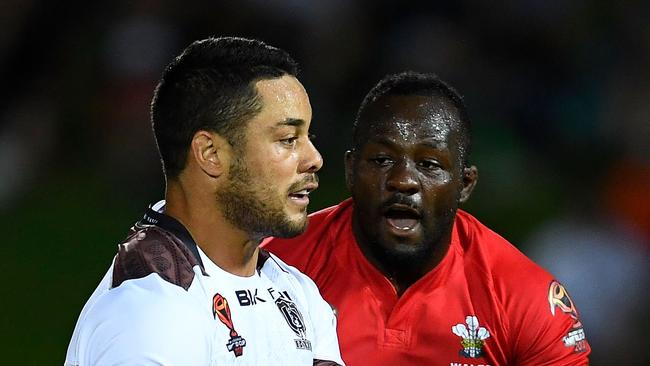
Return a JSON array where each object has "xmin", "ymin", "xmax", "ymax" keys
[
  {"xmin": 352, "ymin": 217, "xmax": 452, "ymax": 297},
  {"xmin": 372, "ymin": 255, "xmax": 439, "ymax": 297},
  {"xmin": 165, "ymin": 183, "xmax": 259, "ymax": 277}
]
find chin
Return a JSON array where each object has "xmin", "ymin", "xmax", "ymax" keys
[
  {"xmin": 292, "ymin": 217, "xmax": 308, "ymax": 232},
  {"xmin": 382, "ymin": 229, "xmax": 424, "ymax": 247},
  {"xmin": 376, "ymin": 234, "xmax": 430, "ymax": 259},
  {"xmin": 382, "ymin": 244, "xmax": 433, "ymax": 269},
  {"xmin": 389, "ymin": 242, "xmax": 427, "ymax": 256},
  {"xmin": 287, "ymin": 209, "xmax": 307, "ymax": 223},
  {"xmin": 274, "ymin": 213, "xmax": 308, "ymax": 238}
]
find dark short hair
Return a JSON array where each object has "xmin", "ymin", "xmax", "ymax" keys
[
  {"xmin": 353, "ymin": 71, "xmax": 471, "ymax": 165},
  {"xmin": 151, "ymin": 36, "xmax": 299, "ymax": 178}
]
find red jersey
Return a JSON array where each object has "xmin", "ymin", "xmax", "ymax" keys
[{"xmin": 262, "ymin": 198, "xmax": 590, "ymax": 366}]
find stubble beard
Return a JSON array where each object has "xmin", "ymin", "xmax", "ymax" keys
[{"xmin": 216, "ymin": 156, "xmax": 307, "ymax": 241}]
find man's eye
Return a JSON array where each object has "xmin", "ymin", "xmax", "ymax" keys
[
  {"xmin": 418, "ymin": 160, "xmax": 441, "ymax": 170},
  {"xmin": 371, "ymin": 157, "xmax": 393, "ymax": 166},
  {"xmin": 280, "ymin": 137, "xmax": 298, "ymax": 146}
]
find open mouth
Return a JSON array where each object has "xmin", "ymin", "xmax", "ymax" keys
[
  {"xmin": 383, "ymin": 204, "xmax": 421, "ymax": 231},
  {"xmin": 289, "ymin": 189, "xmax": 311, "ymax": 200},
  {"xmin": 288, "ymin": 184, "xmax": 318, "ymax": 202}
]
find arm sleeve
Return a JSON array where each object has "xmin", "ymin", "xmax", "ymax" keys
[
  {"xmin": 76, "ymin": 279, "xmax": 213, "ymax": 366},
  {"xmin": 500, "ymin": 267, "xmax": 591, "ymax": 365},
  {"xmin": 478, "ymin": 223, "xmax": 592, "ymax": 366}
]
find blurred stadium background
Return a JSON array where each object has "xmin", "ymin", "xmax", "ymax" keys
[{"xmin": 0, "ymin": 1, "xmax": 648, "ymax": 364}]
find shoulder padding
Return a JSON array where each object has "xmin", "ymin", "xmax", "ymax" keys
[{"xmin": 112, "ymin": 227, "xmax": 201, "ymax": 290}]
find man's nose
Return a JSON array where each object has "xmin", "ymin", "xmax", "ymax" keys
[
  {"xmin": 299, "ymin": 139, "xmax": 323, "ymax": 173},
  {"xmin": 386, "ymin": 160, "xmax": 419, "ymax": 194}
]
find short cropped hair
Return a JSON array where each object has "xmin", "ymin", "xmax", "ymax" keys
[
  {"xmin": 151, "ymin": 36, "xmax": 299, "ymax": 178},
  {"xmin": 353, "ymin": 71, "xmax": 471, "ymax": 165}
]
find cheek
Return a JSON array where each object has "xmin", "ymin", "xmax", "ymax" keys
[
  {"xmin": 423, "ymin": 180, "xmax": 459, "ymax": 213},
  {"xmin": 256, "ymin": 143, "xmax": 286, "ymax": 162},
  {"xmin": 250, "ymin": 145, "xmax": 298, "ymax": 178},
  {"xmin": 359, "ymin": 174, "xmax": 383, "ymax": 192},
  {"xmin": 352, "ymin": 173, "xmax": 385, "ymax": 209},
  {"xmin": 427, "ymin": 168, "xmax": 454, "ymax": 184},
  {"xmin": 260, "ymin": 163, "xmax": 293, "ymax": 187},
  {"xmin": 353, "ymin": 168, "xmax": 382, "ymax": 191}
]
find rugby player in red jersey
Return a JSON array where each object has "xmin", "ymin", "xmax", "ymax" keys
[{"xmin": 263, "ymin": 72, "xmax": 590, "ymax": 365}]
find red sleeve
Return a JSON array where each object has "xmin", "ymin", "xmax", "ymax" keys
[
  {"xmin": 493, "ymin": 245, "xmax": 591, "ymax": 365},
  {"xmin": 456, "ymin": 210, "xmax": 591, "ymax": 365}
]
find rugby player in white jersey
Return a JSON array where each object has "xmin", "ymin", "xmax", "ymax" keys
[{"xmin": 65, "ymin": 36, "xmax": 344, "ymax": 366}]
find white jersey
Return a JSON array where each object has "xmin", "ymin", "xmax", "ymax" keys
[{"xmin": 65, "ymin": 202, "xmax": 344, "ymax": 366}]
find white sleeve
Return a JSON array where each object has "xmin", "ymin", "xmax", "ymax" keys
[
  {"xmin": 73, "ymin": 276, "xmax": 212, "ymax": 366},
  {"xmin": 300, "ymin": 274, "xmax": 345, "ymax": 365}
]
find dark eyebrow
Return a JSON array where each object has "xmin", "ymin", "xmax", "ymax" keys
[{"xmin": 277, "ymin": 118, "xmax": 305, "ymax": 127}]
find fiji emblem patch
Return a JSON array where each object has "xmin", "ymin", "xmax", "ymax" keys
[
  {"xmin": 275, "ymin": 293, "xmax": 312, "ymax": 351},
  {"xmin": 213, "ymin": 293, "xmax": 247, "ymax": 357},
  {"xmin": 452, "ymin": 315, "xmax": 490, "ymax": 358}
]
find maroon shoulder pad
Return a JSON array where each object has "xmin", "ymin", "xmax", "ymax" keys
[{"xmin": 112, "ymin": 227, "xmax": 201, "ymax": 290}]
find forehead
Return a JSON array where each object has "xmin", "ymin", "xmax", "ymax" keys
[
  {"xmin": 253, "ymin": 75, "xmax": 312, "ymax": 123},
  {"xmin": 358, "ymin": 94, "xmax": 462, "ymax": 146}
]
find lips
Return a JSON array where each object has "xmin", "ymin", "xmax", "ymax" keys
[
  {"xmin": 288, "ymin": 183, "xmax": 318, "ymax": 200},
  {"xmin": 383, "ymin": 203, "xmax": 422, "ymax": 231}
]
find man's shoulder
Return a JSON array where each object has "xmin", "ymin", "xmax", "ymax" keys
[
  {"xmin": 455, "ymin": 209, "xmax": 514, "ymax": 251},
  {"xmin": 112, "ymin": 225, "xmax": 202, "ymax": 291},
  {"xmin": 259, "ymin": 250, "xmax": 328, "ymax": 302},
  {"xmin": 455, "ymin": 210, "xmax": 554, "ymax": 288},
  {"xmin": 260, "ymin": 250, "xmax": 315, "ymax": 287},
  {"xmin": 93, "ymin": 271, "xmax": 204, "ymax": 318},
  {"xmin": 454, "ymin": 211, "xmax": 592, "ymax": 361},
  {"xmin": 67, "ymin": 272, "xmax": 211, "ymax": 366}
]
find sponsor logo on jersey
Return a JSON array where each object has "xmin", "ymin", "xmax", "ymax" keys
[
  {"xmin": 213, "ymin": 293, "xmax": 247, "ymax": 357},
  {"xmin": 235, "ymin": 288, "xmax": 266, "ymax": 306},
  {"xmin": 452, "ymin": 315, "xmax": 490, "ymax": 358},
  {"xmin": 548, "ymin": 280, "xmax": 588, "ymax": 353},
  {"xmin": 269, "ymin": 288, "xmax": 312, "ymax": 351}
]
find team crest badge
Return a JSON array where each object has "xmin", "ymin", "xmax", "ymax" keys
[
  {"xmin": 213, "ymin": 293, "xmax": 247, "ymax": 357},
  {"xmin": 452, "ymin": 315, "xmax": 490, "ymax": 358},
  {"xmin": 548, "ymin": 280, "xmax": 588, "ymax": 353},
  {"xmin": 275, "ymin": 294, "xmax": 312, "ymax": 350}
]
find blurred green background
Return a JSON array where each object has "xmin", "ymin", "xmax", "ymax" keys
[{"xmin": 1, "ymin": 1, "xmax": 648, "ymax": 364}]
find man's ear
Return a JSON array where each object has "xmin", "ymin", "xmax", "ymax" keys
[
  {"xmin": 190, "ymin": 130, "xmax": 230, "ymax": 178},
  {"xmin": 344, "ymin": 150, "xmax": 355, "ymax": 191},
  {"xmin": 459, "ymin": 165, "xmax": 478, "ymax": 203}
]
